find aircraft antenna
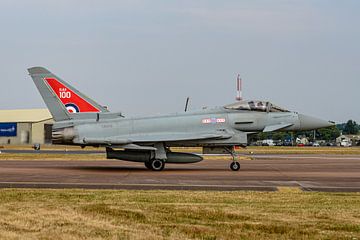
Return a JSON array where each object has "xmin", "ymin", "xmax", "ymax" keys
[
  {"xmin": 236, "ymin": 74, "xmax": 242, "ymax": 101},
  {"xmin": 184, "ymin": 97, "xmax": 190, "ymax": 112}
]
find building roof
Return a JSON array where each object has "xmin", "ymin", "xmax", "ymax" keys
[{"xmin": 0, "ymin": 109, "xmax": 53, "ymax": 123}]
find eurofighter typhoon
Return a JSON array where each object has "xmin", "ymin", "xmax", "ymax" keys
[{"xmin": 28, "ymin": 67, "xmax": 333, "ymax": 171}]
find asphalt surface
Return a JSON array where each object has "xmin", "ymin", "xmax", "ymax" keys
[{"xmin": 0, "ymin": 154, "xmax": 359, "ymax": 192}]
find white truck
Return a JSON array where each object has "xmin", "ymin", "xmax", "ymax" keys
[
  {"xmin": 262, "ymin": 139, "xmax": 275, "ymax": 146},
  {"xmin": 340, "ymin": 139, "xmax": 352, "ymax": 147}
]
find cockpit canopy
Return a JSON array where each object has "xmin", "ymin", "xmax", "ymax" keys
[{"xmin": 224, "ymin": 100, "xmax": 290, "ymax": 112}]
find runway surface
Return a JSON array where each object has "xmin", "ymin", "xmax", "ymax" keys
[{"xmin": 0, "ymin": 154, "xmax": 359, "ymax": 192}]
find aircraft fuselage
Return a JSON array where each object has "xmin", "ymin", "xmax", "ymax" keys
[{"xmin": 52, "ymin": 107, "xmax": 308, "ymax": 148}]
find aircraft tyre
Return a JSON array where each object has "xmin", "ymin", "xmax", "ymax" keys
[
  {"xmin": 144, "ymin": 161, "xmax": 152, "ymax": 170},
  {"xmin": 230, "ymin": 161, "xmax": 240, "ymax": 171},
  {"xmin": 150, "ymin": 159, "xmax": 165, "ymax": 171}
]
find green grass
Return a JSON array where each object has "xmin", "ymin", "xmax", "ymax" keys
[
  {"xmin": 0, "ymin": 189, "xmax": 359, "ymax": 239},
  {"xmin": 1, "ymin": 145, "xmax": 359, "ymax": 161}
]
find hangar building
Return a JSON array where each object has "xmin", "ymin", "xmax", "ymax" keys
[{"xmin": 0, "ymin": 109, "xmax": 53, "ymax": 145}]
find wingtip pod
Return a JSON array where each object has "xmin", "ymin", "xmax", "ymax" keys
[{"xmin": 28, "ymin": 66, "xmax": 51, "ymax": 75}]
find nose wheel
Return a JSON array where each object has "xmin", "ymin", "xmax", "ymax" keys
[
  {"xmin": 230, "ymin": 161, "xmax": 240, "ymax": 171},
  {"xmin": 224, "ymin": 146, "xmax": 242, "ymax": 171}
]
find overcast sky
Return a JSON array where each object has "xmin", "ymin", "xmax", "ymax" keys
[{"xmin": 0, "ymin": 0, "xmax": 359, "ymax": 123}]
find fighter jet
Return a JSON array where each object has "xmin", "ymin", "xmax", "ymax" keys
[{"xmin": 28, "ymin": 67, "xmax": 333, "ymax": 171}]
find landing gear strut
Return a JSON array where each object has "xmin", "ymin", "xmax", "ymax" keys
[
  {"xmin": 225, "ymin": 147, "xmax": 241, "ymax": 171},
  {"xmin": 145, "ymin": 143, "xmax": 167, "ymax": 171}
]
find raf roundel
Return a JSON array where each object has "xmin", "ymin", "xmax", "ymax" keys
[{"xmin": 65, "ymin": 103, "xmax": 80, "ymax": 113}]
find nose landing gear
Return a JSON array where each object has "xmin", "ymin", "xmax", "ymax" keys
[
  {"xmin": 230, "ymin": 161, "xmax": 240, "ymax": 171},
  {"xmin": 224, "ymin": 146, "xmax": 241, "ymax": 171}
]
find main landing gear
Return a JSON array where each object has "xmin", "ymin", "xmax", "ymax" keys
[
  {"xmin": 144, "ymin": 159, "xmax": 165, "ymax": 171},
  {"xmin": 145, "ymin": 143, "xmax": 167, "ymax": 171},
  {"xmin": 225, "ymin": 147, "xmax": 241, "ymax": 171}
]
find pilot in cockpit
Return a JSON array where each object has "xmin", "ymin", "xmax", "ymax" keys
[{"xmin": 224, "ymin": 100, "xmax": 289, "ymax": 113}]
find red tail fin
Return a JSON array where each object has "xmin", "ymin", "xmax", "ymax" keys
[{"xmin": 45, "ymin": 78, "xmax": 100, "ymax": 113}]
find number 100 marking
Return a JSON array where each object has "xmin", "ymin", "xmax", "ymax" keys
[{"xmin": 59, "ymin": 91, "xmax": 71, "ymax": 98}]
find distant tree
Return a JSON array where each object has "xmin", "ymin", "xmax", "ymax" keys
[
  {"xmin": 272, "ymin": 132, "xmax": 288, "ymax": 141},
  {"xmin": 293, "ymin": 130, "xmax": 312, "ymax": 139},
  {"xmin": 257, "ymin": 132, "xmax": 270, "ymax": 140},
  {"xmin": 317, "ymin": 126, "xmax": 341, "ymax": 141},
  {"xmin": 336, "ymin": 123, "xmax": 346, "ymax": 132},
  {"xmin": 249, "ymin": 131, "xmax": 291, "ymax": 143},
  {"xmin": 343, "ymin": 120, "xmax": 359, "ymax": 134}
]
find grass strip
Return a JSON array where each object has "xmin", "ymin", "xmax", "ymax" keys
[{"xmin": 0, "ymin": 189, "xmax": 359, "ymax": 239}]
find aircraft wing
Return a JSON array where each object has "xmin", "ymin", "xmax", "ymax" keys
[
  {"xmin": 129, "ymin": 131, "xmax": 232, "ymax": 142},
  {"xmin": 82, "ymin": 131, "xmax": 233, "ymax": 147}
]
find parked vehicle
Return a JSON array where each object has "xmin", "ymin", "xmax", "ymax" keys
[
  {"xmin": 340, "ymin": 140, "xmax": 352, "ymax": 147},
  {"xmin": 262, "ymin": 139, "xmax": 275, "ymax": 146}
]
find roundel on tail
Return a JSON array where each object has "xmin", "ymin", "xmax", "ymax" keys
[{"xmin": 65, "ymin": 103, "xmax": 80, "ymax": 113}]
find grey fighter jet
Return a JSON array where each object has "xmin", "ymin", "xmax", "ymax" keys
[{"xmin": 28, "ymin": 67, "xmax": 333, "ymax": 171}]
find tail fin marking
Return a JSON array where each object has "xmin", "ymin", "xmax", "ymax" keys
[
  {"xmin": 28, "ymin": 66, "xmax": 109, "ymax": 121},
  {"xmin": 44, "ymin": 77, "xmax": 100, "ymax": 113}
]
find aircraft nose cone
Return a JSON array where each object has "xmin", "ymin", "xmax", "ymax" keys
[{"xmin": 298, "ymin": 114, "xmax": 334, "ymax": 130}]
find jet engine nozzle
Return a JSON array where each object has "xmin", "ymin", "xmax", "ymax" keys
[{"xmin": 52, "ymin": 127, "xmax": 76, "ymax": 144}]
